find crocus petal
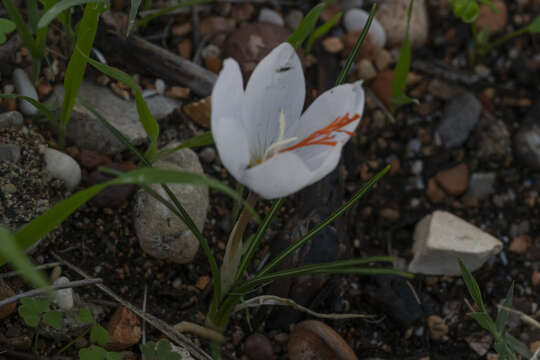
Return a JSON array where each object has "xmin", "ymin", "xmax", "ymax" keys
[
  {"xmin": 211, "ymin": 59, "xmax": 244, "ymax": 121},
  {"xmin": 242, "ymin": 152, "xmax": 313, "ymax": 199},
  {"xmin": 241, "ymin": 43, "xmax": 305, "ymax": 159},
  {"xmin": 287, "ymin": 81, "xmax": 364, "ymax": 141},
  {"xmin": 212, "ymin": 116, "xmax": 250, "ymax": 182}
]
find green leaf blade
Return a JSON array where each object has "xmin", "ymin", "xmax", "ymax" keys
[
  {"xmin": 37, "ymin": 0, "xmax": 101, "ymax": 30},
  {"xmin": 43, "ymin": 310, "xmax": 63, "ymax": 329},
  {"xmin": 458, "ymin": 259, "xmax": 486, "ymax": 312},
  {"xmin": 287, "ymin": 3, "xmax": 326, "ymax": 50},
  {"xmin": 90, "ymin": 324, "xmax": 109, "ymax": 346},
  {"xmin": 528, "ymin": 16, "xmax": 540, "ymax": 33}
]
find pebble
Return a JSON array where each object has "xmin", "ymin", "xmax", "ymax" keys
[
  {"xmin": 145, "ymin": 95, "xmax": 182, "ymax": 121},
  {"xmin": 436, "ymin": 92, "xmax": 482, "ymax": 148},
  {"xmin": 508, "ymin": 235, "xmax": 532, "ymax": 254},
  {"xmin": 77, "ymin": 149, "xmax": 111, "ymax": 169},
  {"xmin": 374, "ymin": 48, "xmax": 392, "ymax": 71},
  {"xmin": 0, "ymin": 279, "xmax": 16, "ymax": 319},
  {"xmin": 177, "ymin": 38, "xmax": 192, "ymax": 59},
  {"xmin": 409, "ymin": 211, "xmax": 503, "ymax": 275},
  {"xmin": 426, "ymin": 178, "xmax": 446, "ymax": 203},
  {"xmin": 165, "ymin": 86, "xmax": 190, "ymax": 100},
  {"xmin": 44, "ymin": 148, "xmax": 82, "ymax": 191},
  {"xmin": 513, "ymin": 101, "xmax": 540, "ymax": 170},
  {"xmin": 380, "ymin": 208, "xmax": 400, "ymax": 222},
  {"xmin": 466, "ymin": 333, "xmax": 492, "ymax": 357},
  {"xmin": 472, "ymin": 112, "xmax": 511, "ymax": 165},
  {"xmin": 0, "ymin": 143, "xmax": 21, "ymax": 163},
  {"xmin": 427, "ymin": 315, "xmax": 448, "ymax": 341},
  {"xmin": 231, "ymin": 3, "xmax": 255, "ymax": 22},
  {"xmin": 288, "ymin": 320, "xmax": 357, "ymax": 360},
  {"xmin": 467, "ymin": 172, "xmax": 496, "ymax": 200},
  {"xmin": 52, "ymin": 276, "xmax": 74, "ymax": 311},
  {"xmin": 183, "ymin": 97, "xmax": 211, "ymax": 129},
  {"xmin": 434, "ymin": 163, "xmax": 469, "ymax": 196},
  {"xmin": 258, "ymin": 8, "xmax": 284, "ymax": 26},
  {"xmin": 357, "ymin": 59, "xmax": 377, "ymax": 80},
  {"xmin": 285, "ymin": 10, "xmax": 303, "ymax": 31},
  {"xmin": 0, "ymin": 111, "xmax": 23, "ymax": 129},
  {"xmin": 154, "ymin": 79, "xmax": 166, "ymax": 95},
  {"xmin": 106, "ymin": 307, "xmax": 141, "ymax": 351},
  {"xmin": 377, "ymin": 0, "xmax": 428, "ymax": 49},
  {"xmin": 86, "ymin": 162, "xmax": 137, "ymax": 208},
  {"xmin": 134, "ymin": 146, "xmax": 208, "ymax": 264},
  {"xmin": 370, "ymin": 70, "xmax": 394, "ymax": 109},
  {"xmin": 200, "ymin": 16, "xmax": 236, "ymax": 36},
  {"xmin": 475, "ymin": 0, "xmax": 508, "ymax": 34},
  {"xmin": 12, "ymin": 68, "xmax": 39, "ymax": 116},
  {"xmin": 532, "ymin": 271, "xmax": 540, "ymax": 287},
  {"xmin": 199, "ymin": 147, "xmax": 216, "ymax": 163},
  {"xmin": 244, "ymin": 333, "xmax": 275, "ymax": 360},
  {"xmin": 344, "ymin": 9, "xmax": 386, "ymax": 48},
  {"xmin": 49, "ymin": 266, "xmax": 62, "ymax": 283},
  {"xmin": 322, "ymin": 37, "xmax": 344, "ymax": 54}
]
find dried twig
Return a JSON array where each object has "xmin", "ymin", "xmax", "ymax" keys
[
  {"xmin": 173, "ymin": 321, "xmax": 226, "ymax": 344},
  {"xmin": 496, "ymin": 305, "xmax": 540, "ymax": 329},
  {"xmin": 234, "ymin": 295, "xmax": 375, "ymax": 320},
  {"xmin": 366, "ymin": 88, "xmax": 396, "ymax": 124},
  {"xmin": 0, "ymin": 278, "xmax": 102, "ymax": 308},
  {"xmin": 0, "ymin": 262, "xmax": 61, "ymax": 279},
  {"xmin": 51, "ymin": 253, "xmax": 213, "ymax": 360}
]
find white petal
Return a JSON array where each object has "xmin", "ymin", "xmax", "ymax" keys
[
  {"xmin": 241, "ymin": 43, "xmax": 305, "ymax": 159},
  {"xmin": 303, "ymin": 145, "xmax": 343, "ymax": 185},
  {"xmin": 211, "ymin": 59, "xmax": 244, "ymax": 121},
  {"xmin": 288, "ymin": 81, "xmax": 364, "ymax": 142},
  {"xmin": 242, "ymin": 152, "xmax": 313, "ymax": 199},
  {"xmin": 212, "ymin": 116, "xmax": 250, "ymax": 181}
]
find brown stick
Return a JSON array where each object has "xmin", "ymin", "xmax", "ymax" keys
[
  {"xmin": 51, "ymin": 253, "xmax": 213, "ymax": 360},
  {"xmin": 95, "ymin": 31, "xmax": 216, "ymax": 97}
]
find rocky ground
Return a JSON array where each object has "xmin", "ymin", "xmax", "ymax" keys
[{"xmin": 1, "ymin": 0, "xmax": 540, "ymax": 359}]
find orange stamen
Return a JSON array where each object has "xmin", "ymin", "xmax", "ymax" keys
[{"xmin": 280, "ymin": 113, "xmax": 360, "ymax": 153}]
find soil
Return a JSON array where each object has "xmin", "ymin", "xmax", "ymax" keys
[{"xmin": 1, "ymin": 1, "xmax": 540, "ymax": 360}]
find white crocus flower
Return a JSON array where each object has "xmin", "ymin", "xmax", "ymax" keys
[{"xmin": 211, "ymin": 43, "xmax": 365, "ymax": 199}]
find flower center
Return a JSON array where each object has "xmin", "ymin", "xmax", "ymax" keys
[{"xmin": 279, "ymin": 112, "xmax": 360, "ymax": 153}]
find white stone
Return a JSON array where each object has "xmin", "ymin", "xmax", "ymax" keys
[
  {"xmin": 155, "ymin": 79, "xmax": 166, "ymax": 95},
  {"xmin": 343, "ymin": 8, "xmax": 386, "ymax": 48},
  {"xmin": 12, "ymin": 68, "xmax": 39, "ymax": 116},
  {"xmin": 53, "ymin": 277, "xmax": 74, "ymax": 311},
  {"xmin": 44, "ymin": 148, "xmax": 81, "ymax": 191},
  {"xmin": 258, "ymin": 8, "xmax": 285, "ymax": 26},
  {"xmin": 134, "ymin": 146, "xmax": 209, "ymax": 264},
  {"xmin": 409, "ymin": 211, "xmax": 503, "ymax": 275},
  {"xmin": 375, "ymin": 0, "xmax": 429, "ymax": 49}
]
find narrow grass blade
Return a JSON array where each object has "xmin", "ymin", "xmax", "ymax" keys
[
  {"xmin": 504, "ymin": 332, "xmax": 533, "ymax": 358},
  {"xmin": 335, "ymin": 3, "xmax": 376, "ymax": 85},
  {"xmin": 306, "ymin": 12, "xmax": 342, "ymax": 53},
  {"xmin": 60, "ymin": 2, "xmax": 104, "ymax": 137},
  {"xmin": 80, "ymin": 51, "xmax": 159, "ymax": 160},
  {"xmin": 128, "ymin": 0, "xmax": 143, "ymax": 36},
  {"xmin": 287, "ymin": 3, "xmax": 326, "ymax": 50},
  {"xmin": 458, "ymin": 259, "xmax": 486, "ymax": 312},
  {"xmin": 2, "ymin": 0, "xmax": 38, "ymax": 56},
  {"xmin": 469, "ymin": 312, "xmax": 498, "ymax": 335},
  {"xmin": 37, "ymin": 0, "xmax": 100, "ymax": 29},
  {"xmin": 495, "ymin": 282, "xmax": 514, "ymax": 333},
  {"xmin": 529, "ymin": 16, "xmax": 540, "ymax": 33},
  {"xmin": 0, "ymin": 94, "xmax": 57, "ymax": 124},
  {"xmin": 256, "ymin": 165, "xmax": 390, "ymax": 278},
  {"xmin": 134, "ymin": 0, "xmax": 213, "ymax": 30},
  {"xmin": 153, "ymin": 132, "xmax": 214, "ymax": 161},
  {"xmin": 26, "ymin": 0, "xmax": 40, "ymax": 33},
  {"xmin": 0, "ymin": 227, "xmax": 49, "ymax": 290}
]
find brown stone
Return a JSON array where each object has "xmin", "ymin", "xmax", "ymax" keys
[
  {"xmin": 165, "ymin": 86, "xmax": 190, "ymax": 100},
  {"xmin": 321, "ymin": 37, "xmax": 344, "ymax": 54},
  {"xmin": 508, "ymin": 235, "xmax": 532, "ymax": 254},
  {"xmin": 38, "ymin": 81, "xmax": 52, "ymax": 100},
  {"xmin": 244, "ymin": 333, "xmax": 275, "ymax": 360},
  {"xmin": 0, "ymin": 279, "xmax": 16, "ymax": 319},
  {"xmin": 77, "ymin": 149, "xmax": 111, "ymax": 170},
  {"xmin": 530, "ymin": 341, "xmax": 540, "ymax": 354},
  {"xmin": 177, "ymin": 38, "xmax": 192, "ymax": 59},
  {"xmin": 475, "ymin": 0, "xmax": 507, "ymax": 34},
  {"xmin": 106, "ymin": 307, "xmax": 141, "ymax": 351},
  {"xmin": 426, "ymin": 178, "xmax": 446, "ymax": 203},
  {"xmin": 225, "ymin": 23, "xmax": 290, "ymax": 79},
  {"xmin": 342, "ymin": 31, "xmax": 379, "ymax": 61},
  {"xmin": 374, "ymin": 48, "xmax": 392, "ymax": 71},
  {"xmin": 531, "ymin": 271, "xmax": 540, "ymax": 287},
  {"xmin": 370, "ymin": 70, "xmax": 394, "ymax": 109},
  {"xmin": 205, "ymin": 56, "xmax": 222, "ymax": 74},
  {"xmin": 171, "ymin": 22, "xmax": 192, "ymax": 37},
  {"xmin": 380, "ymin": 208, "xmax": 400, "ymax": 222},
  {"xmin": 435, "ymin": 163, "xmax": 469, "ymax": 196},
  {"xmin": 195, "ymin": 276, "xmax": 210, "ymax": 290},
  {"xmin": 183, "ymin": 97, "xmax": 211, "ymax": 129},
  {"xmin": 427, "ymin": 315, "xmax": 448, "ymax": 341},
  {"xmin": 320, "ymin": 3, "xmax": 340, "ymax": 23},
  {"xmin": 231, "ymin": 3, "xmax": 255, "ymax": 22},
  {"xmin": 201, "ymin": 16, "xmax": 236, "ymax": 36}
]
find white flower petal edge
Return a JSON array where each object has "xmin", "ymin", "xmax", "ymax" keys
[
  {"xmin": 241, "ymin": 43, "xmax": 305, "ymax": 160},
  {"xmin": 211, "ymin": 59, "xmax": 244, "ymax": 121}
]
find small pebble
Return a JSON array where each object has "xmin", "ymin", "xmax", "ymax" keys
[
  {"xmin": 12, "ymin": 68, "xmax": 39, "ymax": 116},
  {"xmin": 53, "ymin": 276, "xmax": 74, "ymax": 311},
  {"xmin": 258, "ymin": 8, "xmax": 284, "ymax": 26}
]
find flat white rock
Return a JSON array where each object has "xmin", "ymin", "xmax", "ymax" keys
[
  {"xmin": 409, "ymin": 211, "xmax": 503, "ymax": 275},
  {"xmin": 53, "ymin": 276, "xmax": 74, "ymax": 311},
  {"xmin": 12, "ymin": 68, "xmax": 39, "ymax": 116},
  {"xmin": 343, "ymin": 8, "xmax": 386, "ymax": 48},
  {"xmin": 44, "ymin": 148, "xmax": 81, "ymax": 191},
  {"xmin": 258, "ymin": 8, "xmax": 285, "ymax": 26}
]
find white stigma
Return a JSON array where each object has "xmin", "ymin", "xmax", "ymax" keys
[{"xmin": 261, "ymin": 109, "xmax": 297, "ymax": 162}]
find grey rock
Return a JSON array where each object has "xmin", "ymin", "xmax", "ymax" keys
[
  {"xmin": 344, "ymin": 8, "xmax": 386, "ymax": 48},
  {"xmin": 513, "ymin": 101, "xmax": 540, "ymax": 170},
  {"xmin": 0, "ymin": 111, "xmax": 24, "ymax": 129},
  {"xmin": 258, "ymin": 8, "xmax": 285, "ymax": 26},
  {"xmin": 409, "ymin": 211, "xmax": 503, "ymax": 275},
  {"xmin": 12, "ymin": 68, "xmax": 39, "ymax": 116},
  {"xmin": 49, "ymin": 82, "xmax": 148, "ymax": 155},
  {"xmin": 375, "ymin": 0, "xmax": 428, "ymax": 49},
  {"xmin": 145, "ymin": 95, "xmax": 182, "ymax": 121},
  {"xmin": 52, "ymin": 277, "xmax": 74, "ymax": 311},
  {"xmin": 436, "ymin": 92, "xmax": 482, "ymax": 148},
  {"xmin": 509, "ymin": 220, "xmax": 530, "ymax": 238},
  {"xmin": 468, "ymin": 172, "xmax": 496, "ymax": 200},
  {"xmin": 0, "ymin": 144, "xmax": 21, "ymax": 163},
  {"xmin": 134, "ymin": 146, "xmax": 208, "ymax": 264},
  {"xmin": 199, "ymin": 147, "xmax": 216, "ymax": 163},
  {"xmin": 154, "ymin": 79, "xmax": 166, "ymax": 95},
  {"xmin": 44, "ymin": 148, "xmax": 81, "ymax": 191},
  {"xmin": 471, "ymin": 111, "xmax": 511, "ymax": 165},
  {"xmin": 285, "ymin": 10, "xmax": 303, "ymax": 31}
]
